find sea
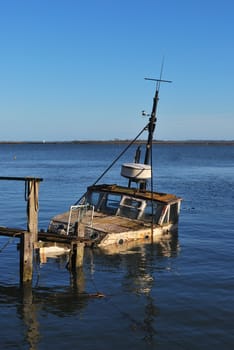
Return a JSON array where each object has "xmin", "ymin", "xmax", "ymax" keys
[{"xmin": 0, "ymin": 142, "xmax": 233, "ymax": 350}]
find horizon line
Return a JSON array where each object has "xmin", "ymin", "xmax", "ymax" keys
[{"xmin": 0, "ymin": 139, "xmax": 234, "ymax": 144}]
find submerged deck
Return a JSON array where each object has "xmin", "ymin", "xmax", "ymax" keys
[
  {"xmin": 52, "ymin": 210, "xmax": 149, "ymax": 234},
  {"xmin": 92, "ymin": 213, "xmax": 148, "ymax": 233}
]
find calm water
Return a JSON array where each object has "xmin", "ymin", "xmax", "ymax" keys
[{"xmin": 0, "ymin": 143, "xmax": 233, "ymax": 349}]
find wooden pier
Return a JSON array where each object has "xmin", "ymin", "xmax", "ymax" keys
[{"xmin": 0, "ymin": 176, "xmax": 85, "ymax": 285}]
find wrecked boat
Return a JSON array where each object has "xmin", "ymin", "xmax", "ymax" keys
[{"xmin": 48, "ymin": 77, "xmax": 182, "ymax": 249}]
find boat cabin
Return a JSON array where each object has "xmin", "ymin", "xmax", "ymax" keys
[{"xmin": 83, "ymin": 184, "xmax": 181, "ymax": 227}]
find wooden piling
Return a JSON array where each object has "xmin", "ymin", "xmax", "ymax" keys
[
  {"xmin": 76, "ymin": 242, "xmax": 85, "ymax": 267},
  {"xmin": 68, "ymin": 222, "xmax": 85, "ymax": 270},
  {"xmin": 75, "ymin": 221, "xmax": 85, "ymax": 268},
  {"xmin": 26, "ymin": 179, "xmax": 40, "ymax": 242},
  {"xmin": 20, "ymin": 231, "xmax": 34, "ymax": 283},
  {"xmin": 20, "ymin": 178, "xmax": 41, "ymax": 283},
  {"xmin": 69, "ymin": 242, "xmax": 84, "ymax": 269}
]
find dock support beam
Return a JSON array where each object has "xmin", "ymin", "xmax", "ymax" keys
[
  {"xmin": 26, "ymin": 179, "xmax": 40, "ymax": 242},
  {"xmin": 20, "ymin": 178, "xmax": 41, "ymax": 283},
  {"xmin": 69, "ymin": 241, "xmax": 85, "ymax": 269},
  {"xmin": 20, "ymin": 232, "xmax": 34, "ymax": 283},
  {"xmin": 68, "ymin": 222, "xmax": 85, "ymax": 270}
]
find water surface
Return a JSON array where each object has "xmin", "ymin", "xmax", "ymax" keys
[{"xmin": 0, "ymin": 143, "xmax": 233, "ymax": 349}]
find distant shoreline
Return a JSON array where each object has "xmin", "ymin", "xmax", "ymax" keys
[{"xmin": 0, "ymin": 140, "xmax": 234, "ymax": 145}]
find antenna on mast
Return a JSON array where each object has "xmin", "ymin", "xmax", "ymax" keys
[
  {"xmin": 140, "ymin": 64, "xmax": 172, "ymax": 190},
  {"xmin": 143, "ymin": 74, "xmax": 172, "ymax": 166}
]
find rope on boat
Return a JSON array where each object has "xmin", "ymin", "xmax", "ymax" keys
[{"xmin": 24, "ymin": 180, "xmax": 39, "ymax": 210}]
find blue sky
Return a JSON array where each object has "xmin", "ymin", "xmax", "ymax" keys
[{"xmin": 0, "ymin": 0, "xmax": 233, "ymax": 141}]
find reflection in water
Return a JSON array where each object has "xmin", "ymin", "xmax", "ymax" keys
[
  {"xmin": 19, "ymin": 283, "xmax": 40, "ymax": 350},
  {"xmin": 88, "ymin": 234, "xmax": 180, "ymax": 343},
  {"xmin": 156, "ymin": 233, "xmax": 180, "ymax": 258},
  {"xmin": 0, "ymin": 268, "xmax": 94, "ymax": 350},
  {"xmin": 0, "ymin": 234, "xmax": 180, "ymax": 347},
  {"xmin": 97, "ymin": 232, "xmax": 180, "ymax": 257},
  {"xmin": 120, "ymin": 246, "xmax": 160, "ymax": 343},
  {"xmin": 0, "ymin": 284, "xmax": 41, "ymax": 350}
]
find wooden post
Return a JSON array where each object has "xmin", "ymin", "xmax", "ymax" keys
[
  {"xmin": 20, "ymin": 179, "xmax": 40, "ymax": 283},
  {"xmin": 68, "ymin": 222, "xmax": 85, "ymax": 270},
  {"xmin": 70, "ymin": 264, "xmax": 85, "ymax": 294},
  {"xmin": 75, "ymin": 221, "xmax": 85, "ymax": 268},
  {"xmin": 27, "ymin": 179, "xmax": 40, "ymax": 242},
  {"xmin": 76, "ymin": 242, "xmax": 85, "ymax": 267},
  {"xmin": 20, "ymin": 232, "xmax": 34, "ymax": 283}
]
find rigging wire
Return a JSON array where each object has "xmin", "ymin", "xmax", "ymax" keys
[
  {"xmin": 74, "ymin": 124, "xmax": 149, "ymax": 205},
  {"xmin": 150, "ymin": 136, "xmax": 154, "ymax": 243},
  {"xmin": 92, "ymin": 123, "xmax": 149, "ymax": 186}
]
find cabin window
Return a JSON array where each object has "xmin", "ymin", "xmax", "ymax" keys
[
  {"xmin": 162, "ymin": 207, "xmax": 169, "ymax": 224},
  {"xmin": 117, "ymin": 197, "xmax": 144, "ymax": 220},
  {"xmin": 123, "ymin": 197, "xmax": 142, "ymax": 209},
  {"xmin": 87, "ymin": 191, "xmax": 101, "ymax": 209},
  {"xmin": 101, "ymin": 194, "xmax": 121, "ymax": 214},
  {"xmin": 169, "ymin": 203, "xmax": 178, "ymax": 223},
  {"xmin": 142, "ymin": 201, "xmax": 164, "ymax": 223},
  {"xmin": 87, "ymin": 191, "xmax": 122, "ymax": 214}
]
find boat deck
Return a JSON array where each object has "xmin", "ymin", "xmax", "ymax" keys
[
  {"xmin": 92, "ymin": 212, "xmax": 148, "ymax": 233},
  {"xmin": 51, "ymin": 211, "xmax": 149, "ymax": 234}
]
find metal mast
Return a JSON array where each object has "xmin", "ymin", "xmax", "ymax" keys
[{"xmin": 143, "ymin": 77, "xmax": 172, "ymax": 166}]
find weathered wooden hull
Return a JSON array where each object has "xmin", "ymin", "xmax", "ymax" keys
[
  {"xmin": 97, "ymin": 223, "xmax": 177, "ymax": 247},
  {"xmin": 81, "ymin": 211, "xmax": 178, "ymax": 248},
  {"xmin": 48, "ymin": 212, "xmax": 178, "ymax": 249}
]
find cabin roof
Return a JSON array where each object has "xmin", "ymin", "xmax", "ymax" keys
[{"xmin": 87, "ymin": 184, "xmax": 182, "ymax": 204}]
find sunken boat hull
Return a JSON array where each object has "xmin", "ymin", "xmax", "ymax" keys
[
  {"xmin": 48, "ymin": 184, "xmax": 182, "ymax": 248},
  {"xmin": 47, "ymin": 76, "xmax": 182, "ymax": 252}
]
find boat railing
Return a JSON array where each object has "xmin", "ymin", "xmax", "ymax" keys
[{"xmin": 66, "ymin": 204, "xmax": 94, "ymax": 235}]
